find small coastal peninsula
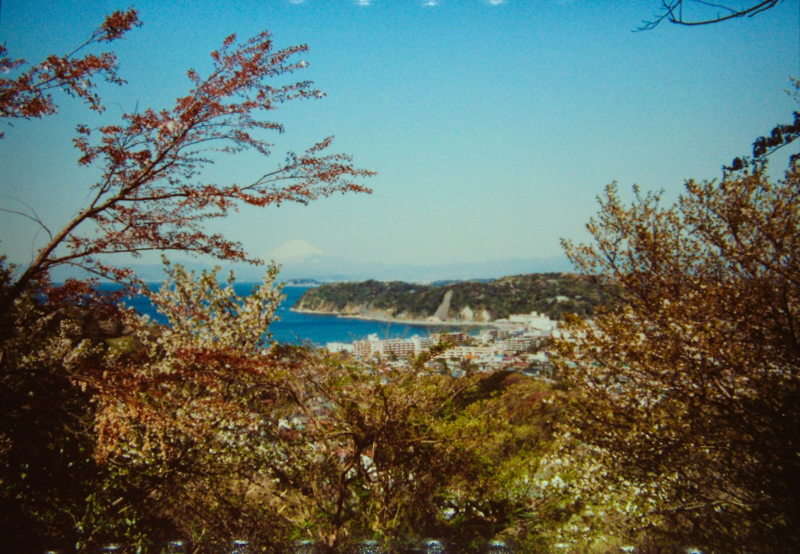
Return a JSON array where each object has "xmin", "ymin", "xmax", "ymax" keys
[{"xmin": 291, "ymin": 272, "xmax": 614, "ymax": 324}]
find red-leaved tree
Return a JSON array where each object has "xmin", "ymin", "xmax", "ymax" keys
[
  {"xmin": 0, "ymin": 9, "xmax": 142, "ymax": 123},
  {"xmin": 0, "ymin": 9, "xmax": 373, "ymax": 315},
  {"xmin": 0, "ymin": 10, "xmax": 373, "ymax": 550}
]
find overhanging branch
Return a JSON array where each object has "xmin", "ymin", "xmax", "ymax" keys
[{"xmin": 638, "ymin": 0, "xmax": 781, "ymax": 31}]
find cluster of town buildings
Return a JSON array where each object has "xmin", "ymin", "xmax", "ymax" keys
[{"xmin": 325, "ymin": 311, "xmax": 559, "ymax": 376}]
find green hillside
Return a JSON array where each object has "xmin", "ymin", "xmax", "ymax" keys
[{"xmin": 293, "ymin": 273, "xmax": 614, "ymax": 321}]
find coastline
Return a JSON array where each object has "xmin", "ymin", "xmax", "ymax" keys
[{"xmin": 290, "ymin": 307, "xmax": 523, "ymax": 330}]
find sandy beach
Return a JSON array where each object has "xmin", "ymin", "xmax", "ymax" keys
[{"xmin": 290, "ymin": 308, "xmax": 525, "ymax": 330}]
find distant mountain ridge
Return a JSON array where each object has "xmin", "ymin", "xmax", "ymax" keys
[
  {"xmin": 293, "ymin": 273, "xmax": 614, "ymax": 322},
  {"xmin": 270, "ymin": 253, "xmax": 575, "ymax": 283},
  {"xmin": 49, "ymin": 254, "xmax": 574, "ymax": 284}
]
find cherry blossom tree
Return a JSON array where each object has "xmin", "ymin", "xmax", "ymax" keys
[
  {"xmin": 26, "ymin": 260, "xmax": 557, "ymax": 551},
  {"xmin": 553, "ymin": 155, "xmax": 800, "ymax": 551}
]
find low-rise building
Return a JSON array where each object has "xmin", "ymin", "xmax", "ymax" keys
[
  {"xmin": 353, "ymin": 334, "xmax": 423, "ymax": 358},
  {"xmin": 434, "ymin": 345, "xmax": 499, "ymax": 361},
  {"xmin": 504, "ymin": 336, "xmax": 535, "ymax": 353}
]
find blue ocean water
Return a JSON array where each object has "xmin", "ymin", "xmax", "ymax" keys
[{"xmin": 110, "ymin": 284, "xmax": 449, "ymax": 346}]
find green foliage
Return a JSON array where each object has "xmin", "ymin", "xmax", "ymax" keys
[
  {"xmin": 295, "ymin": 273, "xmax": 615, "ymax": 322},
  {"xmin": 0, "ymin": 260, "xmax": 573, "ymax": 552}
]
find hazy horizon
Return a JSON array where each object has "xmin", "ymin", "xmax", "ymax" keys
[{"xmin": 50, "ymin": 247, "xmax": 575, "ymax": 284}]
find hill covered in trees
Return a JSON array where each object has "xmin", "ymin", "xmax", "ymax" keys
[{"xmin": 293, "ymin": 272, "xmax": 614, "ymax": 322}]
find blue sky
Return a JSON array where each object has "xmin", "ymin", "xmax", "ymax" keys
[{"xmin": 1, "ymin": 0, "xmax": 798, "ymax": 271}]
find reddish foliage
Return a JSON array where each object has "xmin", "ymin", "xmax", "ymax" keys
[
  {"xmin": 0, "ymin": 9, "xmax": 142, "ymax": 123},
  {"xmin": 0, "ymin": 14, "xmax": 373, "ymax": 315}
]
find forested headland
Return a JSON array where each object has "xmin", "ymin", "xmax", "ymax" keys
[{"xmin": 293, "ymin": 273, "xmax": 615, "ymax": 322}]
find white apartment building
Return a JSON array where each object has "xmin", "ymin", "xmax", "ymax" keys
[{"xmin": 353, "ymin": 334, "xmax": 424, "ymax": 358}]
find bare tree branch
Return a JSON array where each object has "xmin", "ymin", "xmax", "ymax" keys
[
  {"xmin": 638, "ymin": 0, "xmax": 781, "ymax": 30},
  {"xmin": 0, "ymin": 195, "xmax": 54, "ymax": 241}
]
